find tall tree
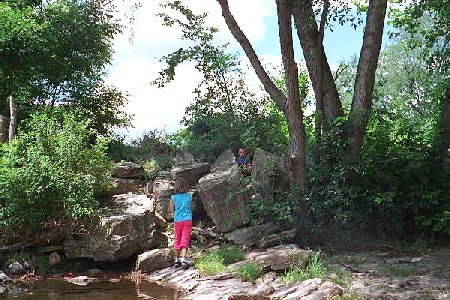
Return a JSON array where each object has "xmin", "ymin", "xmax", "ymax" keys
[
  {"xmin": 0, "ymin": 0, "xmax": 129, "ymax": 135},
  {"xmin": 217, "ymin": 0, "xmax": 388, "ymax": 163}
]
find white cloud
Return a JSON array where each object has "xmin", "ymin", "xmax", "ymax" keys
[{"xmin": 105, "ymin": 0, "xmax": 274, "ymax": 138}]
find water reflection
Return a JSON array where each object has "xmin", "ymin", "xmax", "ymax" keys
[{"xmin": 1, "ymin": 279, "xmax": 177, "ymax": 300}]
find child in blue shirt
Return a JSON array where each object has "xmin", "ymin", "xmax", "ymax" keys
[{"xmin": 171, "ymin": 178, "xmax": 192, "ymax": 268}]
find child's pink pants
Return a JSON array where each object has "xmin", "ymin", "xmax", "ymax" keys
[{"xmin": 174, "ymin": 220, "xmax": 192, "ymax": 250}]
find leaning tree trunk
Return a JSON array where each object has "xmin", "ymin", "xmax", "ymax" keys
[
  {"xmin": 276, "ymin": 0, "xmax": 307, "ymax": 188},
  {"xmin": 347, "ymin": 0, "xmax": 388, "ymax": 161},
  {"xmin": 8, "ymin": 95, "xmax": 16, "ymax": 142},
  {"xmin": 432, "ymin": 88, "xmax": 450, "ymax": 163},
  {"xmin": 216, "ymin": 0, "xmax": 307, "ymax": 187}
]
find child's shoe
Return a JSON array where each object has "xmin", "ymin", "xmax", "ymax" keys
[
  {"xmin": 181, "ymin": 261, "xmax": 190, "ymax": 270},
  {"xmin": 174, "ymin": 261, "xmax": 182, "ymax": 268}
]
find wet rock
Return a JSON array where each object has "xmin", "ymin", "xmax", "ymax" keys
[
  {"xmin": 257, "ymin": 228, "xmax": 297, "ymax": 249},
  {"xmin": 49, "ymin": 251, "xmax": 62, "ymax": 266},
  {"xmin": 197, "ymin": 150, "xmax": 251, "ymax": 233},
  {"xmin": 135, "ymin": 248, "xmax": 174, "ymax": 273},
  {"xmin": 189, "ymin": 278, "xmax": 254, "ymax": 300},
  {"xmin": 114, "ymin": 162, "xmax": 145, "ymax": 178},
  {"xmin": 170, "ymin": 163, "xmax": 211, "ymax": 187},
  {"xmin": 6, "ymin": 261, "xmax": 26, "ymax": 275},
  {"xmin": 153, "ymin": 178, "xmax": 174, "ymax": 221},
  {"xmin": 64, "ymin": 194, "xmax": 165, "ymax": 261},
  {"xmin": 225, "ymin": 223, "xmax": 278, "ymax": 247},
  {"xmin": 67, "ymin": 276, "xmax": 93, "ymax": 286}
]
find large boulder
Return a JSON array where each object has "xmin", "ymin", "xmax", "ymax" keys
[
  {"xmin": 114, "ymin": 162, "xmax": 145, "ymax": 178},
  {"xmin": 64, "ymin": 194, "xmax": 166, "ymax": 261},
  {"xmin": 251, "ymin": 148, "xmax": 288, "ymax": 203},
  {"xmin": 153, "ymin": 178, "xmax": 174, "ymax": 221},
  {"xmin": 135, "ymin": 248, "xmax": 174, "ymax": 272},
  {"xmin": 197, "ymin": 150, "xmax": 251, "ymax": 233},
  {"xmin": 170, "ymin": 162, "xmax": 211, "ymax": 187}
]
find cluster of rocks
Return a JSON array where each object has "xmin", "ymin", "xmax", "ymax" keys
[{"xmin": 142, "ymin": 244, "xmax": 343, "ymax": 300}]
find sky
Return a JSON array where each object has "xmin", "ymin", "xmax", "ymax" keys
[{"xmin": 105, "ymin": 0, "xmax": 390, "ymax": 139}]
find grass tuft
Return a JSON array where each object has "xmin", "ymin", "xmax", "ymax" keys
[
  {"xmin": 282, "ymin": 251, "xmax": 328, "ymax": 283},
  {"xmin": 194, "ymin": 245, "xmax": 244, "ymax": 275},
  {"xmin": 236, "ymin": 262, "xmax": 263, "ymax": 283}
]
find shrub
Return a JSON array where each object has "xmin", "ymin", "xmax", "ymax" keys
[{"xmin": 0, "ymin": 109, "xmax": 113, "ymax": 232}]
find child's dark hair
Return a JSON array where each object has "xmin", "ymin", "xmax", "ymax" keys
[{"xmin": 174, "ymin": 177, "xmax": 189, "ymax": 194}]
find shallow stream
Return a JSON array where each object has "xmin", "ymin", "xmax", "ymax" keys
[{"xmin": 1, "ymin": 279, "xmax": 177, "ymax": 300}]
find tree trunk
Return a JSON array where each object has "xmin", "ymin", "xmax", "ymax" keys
[
  {"xmin": 347, "ymin": 0, "xmax": 388, "ymax": 161},
  {"xmin": 292, "ymin": 0, "xmax": 342, "ymax": 123},
  {"xmin": 216, "ymin": 0, "xmax": 307, "ymax": 187},
  {"xmin": 216, "ymin": 0, "xmax": 287, "ymax": 112},
  {"xmin": 8, "ymin": 95, "xmax": 16, "ymax": 142},
  {"xmin": 276, "ymin": 0, "xmax": 307, "ymax": 188},
  {"xmin": 433, "ymin": 88, "xmax": 450, "ymax": 163}
]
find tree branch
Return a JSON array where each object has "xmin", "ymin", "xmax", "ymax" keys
[{"xmin": 215, "ymin": 0, "xmax": 287, "ymax": 112}]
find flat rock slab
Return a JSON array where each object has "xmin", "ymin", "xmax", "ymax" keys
[
  {"xmin": 225, "ymin": 223, "xmax": 278, "ymax": 247},
  {"xmin": 188, "ymin": 279, "xmax": 254, "ymax": 300},
  {"xmin": 145, "ymin": 266, "xmax": 199, "ymax": 291},
  {"xmin": 230, "ymin": 246, "xmax": 313, "ymax": 272}
]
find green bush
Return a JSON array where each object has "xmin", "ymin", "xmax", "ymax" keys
[
  {"xmin": 0, "ymin": 109, "xmax": 113, "ymax": 232},
  {"xmin": 107, "ymin": 130, "xmax": 173, "ymax": 180}
]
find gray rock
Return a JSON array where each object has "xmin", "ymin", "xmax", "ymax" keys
[
  {"xmin": 0, "ymin": 270, "xmax": 11, "ymax": 282},
  {"xmin": 281, "ymin": 278, "xmax": 322, "ymax": 299},
  {"xmin": 135, "ymin": 248, "xmax": 174, "ymax": 272},
  {"xmin": 153, "ymin": 178, "xmax": 174, "ymax": 221},
  {"xmin": 233, "ymin": 246, "xmax": 312, "ymax": 272},
  {"xmin": 64, "ymin": 194, "xmax": 166, "ymax": 261},
  {"xmin": 175, "ymin": 151, "xmax": 196, "ymax": 166},
  {"xmin": 301, "ymin": 281, "xmax": 343, "ymax": 300},
  {"xmin": 67, "ymin": 276, "xmax": 93, "ymax": 286},
  {"xmin": 258, "ymin": 228, "xmax": 297, "ymax": 249},
  {"xmin": 110, "ymin": 178, "xmax": 143, "ymax": 195},
  {"xmin": 225, "ymin": 223, "xmax": 278, "ymax": 247},
  {"xmin": 6, "ymin": 261, "xmax": 26, "ymax": 275},
  {"xmin": 48, "ymin": 252, "xmax": 61, "ymax": 266},
  {"xmin": 114, "ymin": 162, "xmax": 145, "ymax": 178},
  {"xmin": 251, "ymin": 148, "xmax": 288, "ymax": 204},
  {"xmin": 170, "ymin": 163, "xmax": 211, "ymax": 187},
  {"xmin": 197, "ymin": 150, "xmax": 251, "ymax": 233}
]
